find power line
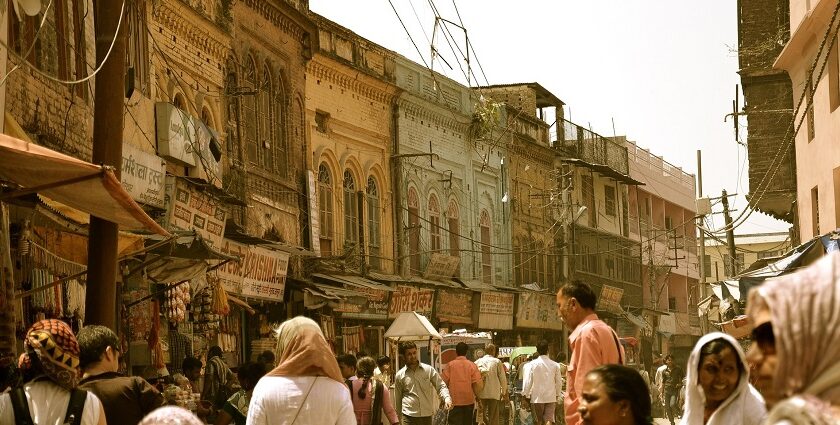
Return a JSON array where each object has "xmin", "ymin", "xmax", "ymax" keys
[{"xmin": 386, "ymin": 0, "xmax": 431, "ymax": 69}]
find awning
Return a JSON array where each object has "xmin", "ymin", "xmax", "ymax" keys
[
  {"xmin": 224, "ymin": 219, "xmax": 317, "ymax": 256},
  {"xmin": 312, "ymin": 273, "xmax": 395, "ymax": 292},
  {"xmin": 456, "ymin": 278, "xmax": 496, "ymax": 291},
  {"xmin": 0, "ymin": 133, "xmax": 168, "ymax": 235},
  {"xmin": 368, "ymin": 272, "xmax": 459, "ymax": 288},
  {"xmin": 561, "ymin": 158, "xmax": 645, "ymax": 185},
  {"xmin": 384, "ymin": 311, "xmax": 441, "ymax": 341}
]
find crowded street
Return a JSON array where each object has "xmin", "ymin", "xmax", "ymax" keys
[{"xmin": 0, "ymin": 0, "xmax": 838, "ymax": 424}]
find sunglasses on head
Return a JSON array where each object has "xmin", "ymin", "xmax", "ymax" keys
[{"xmin": 751, "ymin": 322, "xmax": 775, "ymax": 347}]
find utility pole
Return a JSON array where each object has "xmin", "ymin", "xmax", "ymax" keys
[
  {"xmin": 85, "ymin": 0, "xmax": 127, "ymax": 328},
  {"xmin": 721, "ymin": 189, "xmax": 738, "ymax": 276},
  {"xmin": 697, "ymin": 150, "xmax": 707, "ymax": 333}
]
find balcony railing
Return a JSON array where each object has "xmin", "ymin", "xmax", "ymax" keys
[{"xmin": 557, "ymin": 119, "xmax": 629, "ymax": 175}]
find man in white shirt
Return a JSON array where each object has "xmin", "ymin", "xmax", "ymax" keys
[
  {"xmin": 475, "ymin": 344, "xmax": 508, "ymax": 425},
  {"xmin": 394, "ymin": 341, "xmax": 452, "ymax": 425},
  {"xmin": 522, "ymin": 341, "xmax": 563, "ymax": 425},
  {"xmin": 654, "ymin": 356, "xmax": 669, "ymax": 411}
]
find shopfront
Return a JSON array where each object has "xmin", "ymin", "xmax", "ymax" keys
[
  {"xmin": 435, "ymin": 288, "xmax": 475, "ymax": 331},
  {"xmin": 515, "ymin": 291, "xmax": 566, "ymax": 358}
]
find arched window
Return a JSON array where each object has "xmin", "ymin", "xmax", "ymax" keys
[
  {"xmin": 407, "ymin": 187, "xmax": 421, "ymax": 275},
  {"xmin": 173, "ymin": 93, "xmax": 186, "ymax": 110},
  {"xmin": 274, "ymin": 77, "xmax": 288, "ymax": 177},
  {"xmin": 243, "ymin": 56, "xmax": 258, "ymax": 165},
  {"xmin": 318, "ymin": 163, "xmax": 334, "ymax": 256},
  {"xmin": 224, "ymin": 57, "xmax": 241, "ymax": 164},
  {"xmin": 258, "ymin": 65, "xmax": 273, "ymax": 171},
  {"xmin": 428, "ymin": 195, "xmax": 441, "ymax": 253},
  {"xmin": 343, "ymin": 170, "xmax": 359, "ymax": 245},
  {"xmin": 366, "ymin": 177, "xmax": 381, "ymax": 270},
  {"xmin": 447, "ymin": 200, "xmax": 460, "ymax": 258},
  {"xmin": 480, "ymin": 210, "xmax": 492, "ymax": 283}
]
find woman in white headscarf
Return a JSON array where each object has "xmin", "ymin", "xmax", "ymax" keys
[
  {"xmin": 746, "ymin": 251, "xmax": 840, "ymax": 424},
  {"xmin": 680, "ymin": 332, "xmax": 766, "ymax": 425}
]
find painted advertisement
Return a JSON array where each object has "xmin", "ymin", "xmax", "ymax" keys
[
  {"xmin": 121, "ymin": 143, "xmax": 166, "ymax": 208},
  {"xmin": 334, "ymin": 287, "xmax": 390, "ymax": 320},
  {"xmin": 216, "ymin": 238, "xmax": 289, "ymax": 301},
  {"xmin": 155, "ymin": 102, "xmax": 196, "ymax": 166},
  {"xmin": 516, "ymin": 292, "xmax": 564, "ymax": 330},
  {"xmin": 478, "ymin": 291, "xmax": 515, "ymax": 330},
  {"xmin": 435, "ymin": 289, "xmax": 474, "ymax": 324},
  {"xmin": 164, "ymin": 176, "xmax": 227, "ymax": 248},
  {"xmin": 388, "ymin": 285, "xmax": 434, "ymax": 319}
]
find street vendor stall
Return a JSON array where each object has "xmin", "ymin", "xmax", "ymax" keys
[{"xmin": 384, "ymin": 311, "xmax": 442, "ymax": 373}]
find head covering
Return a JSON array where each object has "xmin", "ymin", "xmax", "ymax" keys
[
  {"xmin": 747, "ymin": 252, "xmax": 840, "ymax": 404},
  {"xmin": 138, "ymin": 406, "xmax": 203, "ymax": 425},
  {"xmin": 17, "ymin": 319, "xmax": 80, "ymax": 390},
  {"xmin": 680, "ymin": 332, "xmax": 766, "ymax": 425},
  {"xmin": 265, "ymin": 316, "xmax": 343, "ymax": 383}
]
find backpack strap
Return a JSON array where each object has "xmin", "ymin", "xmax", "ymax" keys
[
  {"xmin": 63, "ymin": 388, "xmax": 88, "ymax": 425},
  {"xmin": 10, "ymin": 387, "xmax": 34, "ymax": 425},
  {"xmin": 610, "ymin": 330, "xmax": 624, "ymax": 365}
]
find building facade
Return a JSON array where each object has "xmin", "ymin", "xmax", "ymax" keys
[{"xmin": 704, "ymin": 231, "xmax": 791, "ymax": 281}]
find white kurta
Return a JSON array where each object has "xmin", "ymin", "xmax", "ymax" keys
[
  {"xmin": 0, "ymin": 380, "xmax": 103, "ymax": 425},
  {"xmin": 246, "ymin": 375, "xmax": 356, "ymax": 425}
]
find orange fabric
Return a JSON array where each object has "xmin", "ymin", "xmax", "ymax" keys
[
  {"xmin": 441, "ymin": 356, "xmax": 482, "ymax": 406},
  {"xmin": 266, "ymin": 317, "xmax": 343, "ymax": 383}
]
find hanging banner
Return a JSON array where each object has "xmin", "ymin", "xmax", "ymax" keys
[
  {"xmin": 436, "ymin": 289, "xmax": 474, "ymax": 325},
  {"xmin": 121, "ymin": 143, "xmax": 166, "ymax": 208},
  {"xmin": 478, "ymin": 291, "xmax": 515, "ymax": 330},
  {"xmin": 306, "ymin": 170, "xmax": 321, "ymax": 256},
  {"xmin": 163, "ymin": 176, "xmax": 227, "ymax": 247},
  {"xmin": 334, "ymin": 287, "xmax": 390, "ymax": 320},
  {"xmin": 516, "ymin": 292, "xmax": 564, "ymax": 330},
  {"xmin": 597, "ymin": 284, "xmax": 624, "ymax": 313},
  {"xmin": 388, "ymin": 285, "xmax": 434, "ymax": 319},
  {"xmin": 215, "ymin": 239, "xmax": 289, "ymax": 301}
]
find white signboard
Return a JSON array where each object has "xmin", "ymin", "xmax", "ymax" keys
[
  {"xmin": 164, "ymin": 176, "xmax": 226, "ymax": 247},
  {"xmin": 216, "ymin": 239, "xmax": 289, "ymax": 301},
  {"xmin": 155, "ymin": 102, "xmax": 196, "ymax": 166},
  {"xmin": 195, "ymin": 121, "xmax": 223, "ymax": 187},
  {"xmin": 307, "ymin": 170, "xmax": 321, "ymax": 256},
  {"xmin": 121, "ymin": 143, "xmax": 166, "ymax": 208}
]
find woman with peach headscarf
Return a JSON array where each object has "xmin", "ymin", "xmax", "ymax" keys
[
  {"xmin": 246, "ymin": 316, "xmax": 355, "ymax": 424},
  {"xmin": 746, "ymin": 251, "xmax": 840, "ymax": 424}
]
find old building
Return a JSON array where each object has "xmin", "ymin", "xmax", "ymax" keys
[
  {"xmin": 737, "ymin": 0, "xmax": 796, "ymax": 226},
  {"xmin": 703, "ymin": 231, "xmax": 791, "ymax": 281},
  {"xmin": 625, "ymin": 139, "xmax": 701, "ymax": 362}
]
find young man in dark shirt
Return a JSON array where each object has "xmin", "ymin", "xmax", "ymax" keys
[{"xmin": 77, "ymin": 325, "xmax": 165, "ymax": 425}]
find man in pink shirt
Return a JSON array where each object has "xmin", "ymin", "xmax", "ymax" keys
[
  {"xmin": 442, "ymin": 342, "xmax": 484, "ymax": 425},
  {"xmin": 556, "ymin": 280, "xmax": 624, "ymax": 425}
]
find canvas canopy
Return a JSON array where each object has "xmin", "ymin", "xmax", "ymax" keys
[
  {"xmin": 0, "ymin": 134, "xmax": 168, "ymax": 235},
  {"xmin": 384, "ymin": 311, "xmax": 442, "ymax": 341}
]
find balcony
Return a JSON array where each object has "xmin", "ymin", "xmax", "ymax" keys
[{"xmin": 557, "ymin": 119, "xmax": 630, "ymax": 177}]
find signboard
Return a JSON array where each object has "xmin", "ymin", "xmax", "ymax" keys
[
  {"xmin": 306, "ymin": 170, "xmax": 321, "ymax": 256},
  {"xmin": 388, "ymin": 285, "xmax": 434, "ymax": 319},
  {"xmin": 597, "ymin": 285, "xmax": 624, "ymax": 313},
  {"xmin": 164, "ymin": 177, "xmax": 227, "ymax": 248},
  {"xmin": 216, "ymin": 238, "xmax": 289, "ymax": 301},
  {"xmin": 194, "ymin": 121, "xmax": 223, "ymax": 188},
  {"xmin": 478, "ymin": 291, "xmax": 514, "ymax": 330},
  {"xmin": 516, "ymin": 292, "xmax": 564, "ymax": 330},
  {"xmin": 121, "ymin": 143, "xmax": 166, "ymax": 208},
  {"xmin": 334, "ymin": 286, "xmax": 390, "ymax": 320},
  {"xmin": 436, "ymin": 289, "xmax": 474, "ymax": 325},
  {"xmin": 424, "ymin": 253, "xmax": 460, "ymax": 280},
  {"xmin": 155, "ymin": 102, "xmax": 197, "ymax": 166}
]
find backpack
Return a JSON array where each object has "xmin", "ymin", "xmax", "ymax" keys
[{"xmin": 10, "ymin": 386, "xmax": 88, "ymax": 425}]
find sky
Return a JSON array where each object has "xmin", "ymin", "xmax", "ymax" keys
[{"xmin": 309, "ymin": 0, "xmax": 791, "ymax": 236}]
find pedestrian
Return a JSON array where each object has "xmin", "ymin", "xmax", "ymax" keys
[
  {"xmin": 173, "ymin": 356, "xmax": 202, "ymax": 394},
  {"xmin": 351, "ymin": 356, "xmax": 400, "ymax": 425},
  {"xmin": 337, "ymin": 353, "xmax": 358, "ymax": 385},
  {"xmin": 214, "ymin": 362, "xmax": 265, "ymax": 425},
  {"xmin": 475, "ymin": 343, "xmax": 508, "ymax": 425},
  {"xmin": 77, "ymin": 325, "xmax": 165, "ymax": 425},
  {"xmin": 522, "ymin": 340, "xmax": 563, "ymax": 425},
  {"xmin": 394, "ymin": 340, "xmax": 453, "ymax": 425},
  {"xmin": 0, "ymin": 319, "xmax": 106, "ymax": 425},
  {"xmin": 374, "ymin": 355, "xmax": 393, "ymax": 387},
  {"xmin": 442, "ymin": 342, "xmax": 484, "ymax": 425},
  {"xmin": 139, "ymin": 406, "xmax": 203, "ymax": 425},
  {"xmin": 556, "ymin": 280, "xmax": 624, "ymax": 425},
  {"xmin": 246, "ymin": 316, "xmax": 354, "ymax": 424},
  {"xmin": 661, "ymin": 355, "xmax": 683, "ymax": 425},
  {"xmin": 653, "ymin": 358, "xmax": 667, "ymax": 413},
  {"xmin": 680, "ymin": 332, "xmax": 766, "ymax": 425},
  {"xmin": 256, "ymin": 350, "xmax": 275, "ymax": 373},
  {"xmin": 746, "ymin": 251, "xmax": 840, "ymax": 424},
  {"xmin": 168, "ymin": 324, "xmax": 193, "ymax": 375},
  {"xmin": 577, "ymin": 364, "xmax": 652, "ymax": 425},
  {"xmin": 201, "ymin": 346, "xmax": 236, "ymax": 411}
]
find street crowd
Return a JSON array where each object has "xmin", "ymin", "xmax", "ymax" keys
[{"xmin": 1, "ymin": 252, "xmax": 840, "ymax": 425}]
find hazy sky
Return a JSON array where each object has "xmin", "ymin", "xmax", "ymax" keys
[{"xmin": 310, "ymin": 1, "xmax": 790, "ymax": 235}]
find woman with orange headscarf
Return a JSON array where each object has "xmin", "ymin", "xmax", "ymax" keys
[{"xmin": 246, "ymin": 316, "xmax": 355, "ymax": 424}]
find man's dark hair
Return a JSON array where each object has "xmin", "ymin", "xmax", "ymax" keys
[
  {"xmin": 77, "ymin": 325, "xmax": 118, "ymax": 369},
  {"xmin": 537, "ymin": 340, "xmax": 549, "ymax": 355},
  {"xmin": 207, "ymin": 346, "xmax": 223, "ymax": 359},
  {"xmin": 377, "ymin": 355, "xmax": 390, "ymax": 368},
  {"xmin": 337, "ymin": 354, "xmax": 357, "ymax": 369},
  {"xmin": 399, "ymin": 341, "xmax": 417, "ymax": 355},
  {"xmin": 587, "ymin": 364, "xmax": 652, "ymax": 425},
  {"xmin": 560, "ymin": 280, "xmax": 598, "ymax": 310},
  {"xmin": 664, "ymin": 354, "xmax": 673, "ymax": 362},
  {"xmin": 182, "ymin": 356, "xmax": 202, "ymax": 373},
  {"xmin": 258, "ymin": 350, "xmax": 275, "ymax": 364},
  {"xmin": 455, "ymin": 342, "xmax": 469, "ymax": 356}
]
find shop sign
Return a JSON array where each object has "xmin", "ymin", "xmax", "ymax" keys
[
  {"xmin": 659, "ymin": 313, "xmax": 676, "ymax": 335},
  {"xmin": 597, "ymin": 285, "xmax": 624, "ymax": 313},
  {"xmin": 478, "ymin": 291, "xmax": 514, "ymax": 330},
  {"xmin": 216, "ymin": 239, "xmax": 289, "ymax": 301},
  {"xmin": 121, "ymin": 143, "xmax": 166, "ymax": 208},
  {"xmin": 424, "ymin": 253, "xmax": 460, "ymax": 280},
  {"xmin": 388, "ymin": 285, "xmax": 434, "ymax": 319},
  {"xmin": 155, "ymin": 102, "xmax": 196, "ymax": 166},
  {"xmin": 163, "ymin": 176, "xmax": 227, "ymax": 248},
  {"xmin": 436, "ymin": 289, "xmax": 473, "ymax": 325},
  {"xmin": 334, "ymin": 286, "xmax": 390, "ymax": 320},
  {"xmin": 306, "ymin": 170, "xmax": 321, "ymax": 256},
  {"xmin": 194, "ymin": 121, "xmax": 223, "ymax": 187},
  {"xmin": 516, "ymin": 292, "xmax": 564, "ymax": 330}
]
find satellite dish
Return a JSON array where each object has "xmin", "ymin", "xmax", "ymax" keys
[{"xmin": 16, "ymin": 0, "xmax": 42, "ymax": 17}]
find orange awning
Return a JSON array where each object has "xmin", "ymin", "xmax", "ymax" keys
[{"xmin": 0, "ymin": 133, "xmax": 169, "ymax": 235}]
